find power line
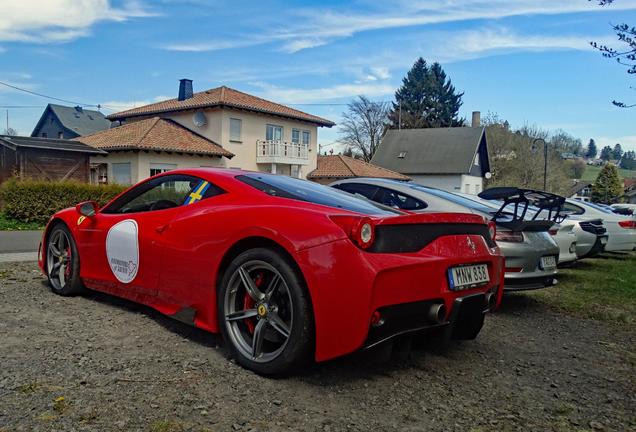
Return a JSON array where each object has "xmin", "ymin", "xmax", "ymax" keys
[
  {"xmin": 0, "ymin": 80, "xmax": 108, "ymax": 109},
  {"xmin": 0, "ymin": 105, "xmax": 46, "ymax": 108}
]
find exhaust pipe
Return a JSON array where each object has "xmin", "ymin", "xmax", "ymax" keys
[
  {"xmin": 485, "ymin": 292, "xmax": 497, "ymax": 310},
  {"xmin": 427, "ymin": 303, "xmax": 446, "ymax": 324}
]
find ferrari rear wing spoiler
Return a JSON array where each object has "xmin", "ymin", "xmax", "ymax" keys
[{"xmin": 478, "ymin": 187, "xmax": 566, "ymax": 231}]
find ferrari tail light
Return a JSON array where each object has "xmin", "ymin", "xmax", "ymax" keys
[
  {"xmin": 488, "ymin": 221, "xmax": 497, "ymax": 242},
  {"xmin": 329, "ymin": 215, "xmax": 376, "ymax": 249},
  {"xmin": 495, "ymin": 230, "xmax": 524, "ymax": 242},
  {"xmin": 618, "ymin": 220, "xmax": 636, "ymax": 229}
]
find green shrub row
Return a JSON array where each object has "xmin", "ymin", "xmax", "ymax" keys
[{"xmin": 0, "ymin": 178, "xmax": 127, "ymax": 224}]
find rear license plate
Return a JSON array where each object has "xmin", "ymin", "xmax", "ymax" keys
[
  {"xmin": 540, "ymin": 255, "xmax": 557, "ymax": 270},
  {"xmin": 448, "ymin": 264, "xmax": 490, "ymax": 291}
]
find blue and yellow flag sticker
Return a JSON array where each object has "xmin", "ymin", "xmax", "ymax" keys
[{"xmin": 184, "ymin": 180, "xmax": 210, "ymax": 205}]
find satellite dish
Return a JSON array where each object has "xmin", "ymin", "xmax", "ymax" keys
[
  {"xmin": 193, "ymin": 111, "xmax": 207, "ymax": 127},
  {"xmin": 484, "ymin": 172, "xmax": 492, "ymax": 179}
]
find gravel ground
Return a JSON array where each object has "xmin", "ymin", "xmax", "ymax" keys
[{"xmin": 1, "ymin": 261, "xmax": 634, "ymax": 432}]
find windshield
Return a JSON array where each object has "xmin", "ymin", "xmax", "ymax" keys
[
  {"xmin": 579, "ymin": 201, "xmax": 615, "ymax": 214},
  {"xmin": 237, "ymin": 174, "xmax": 401, "ymax": 216}
]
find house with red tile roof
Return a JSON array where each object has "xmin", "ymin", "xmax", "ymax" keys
[
  {"xmin": 307, "ymin": 154, "xmax": 410, "ymax": 184},
  {"xmin": 89, "ymin": 79, "xmax": 334, "ymax": 184}
]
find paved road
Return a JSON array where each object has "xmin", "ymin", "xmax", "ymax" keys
[{"xmin": 0, "ymin": 230, "xmax": 42, "ymax": 253}]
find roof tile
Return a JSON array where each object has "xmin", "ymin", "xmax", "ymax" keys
[
  {"xmin": 308, "ymin": 155, "xmax": 410, "ymax": 180},
  {"xmin": 75, "ymin": 117, "xmax": 234, "ymax": 158},
  {"xmin": 106, "ymin": 86, "xmax": 335, "ymax": 127}
]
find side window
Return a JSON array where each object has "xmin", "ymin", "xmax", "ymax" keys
[
  {"xmin": 563, "ymin": 202, "xmax": 584, "ymax": 215},
  {"xmin": 102, "ymin": 175, "xmax": 224, "ymax": 214},
  {"xmin": 333, "ymin": 183, "xmax": 380, "ymax": 200},
  {"xmin": 375, "ymin": 187, "xmax": 427, "ymax": 211}
]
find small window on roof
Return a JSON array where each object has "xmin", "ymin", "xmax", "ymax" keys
[{"xmin": 398, "ymin": 151, "xmax": 407, "ymax": 158}]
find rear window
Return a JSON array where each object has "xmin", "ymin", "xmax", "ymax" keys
[
  {"xmin": 237, "ymin": 174, "xmax": 401, "ymax": 216},
  {"xmin": 408, "ymin": 184, "xmax": 495, "ymax": 214}
]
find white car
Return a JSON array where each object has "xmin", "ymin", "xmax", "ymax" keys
[
  {"xmin": 564, "ymin": 199, "xmax": 636, "ymax": 252},
  {"xmin": 610, "ymin": 203, "xmax": 636, "ymax": 216},
  {"xmin": 567, "ymin": 216, "xmax": 608, "ymax": 258},
  {"xmin": 549, "ymin": 223, "xmax": 578, "ymax": 265}
]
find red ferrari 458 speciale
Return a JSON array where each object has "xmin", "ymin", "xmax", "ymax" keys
[{"xmin": 39, "ymin": 168, "xmax": 504, "ymax": 375}]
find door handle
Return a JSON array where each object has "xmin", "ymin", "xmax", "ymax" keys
[{"xmin": 155, "ymin": 223, "xmax": 170, "ymax": 234}]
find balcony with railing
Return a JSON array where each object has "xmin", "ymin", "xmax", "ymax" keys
[{"xmin": 256, "ymin": 140, "xmax": 309, "ymax": 165}]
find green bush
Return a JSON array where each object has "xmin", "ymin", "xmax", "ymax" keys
[{"xmin": 0, "ymin": 178, "xmax": 127, "ymax": 224}]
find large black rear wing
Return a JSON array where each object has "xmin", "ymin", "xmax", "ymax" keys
[{"xmin": 478, "ymin": 187, "xmax": 566, "ymax": 231}]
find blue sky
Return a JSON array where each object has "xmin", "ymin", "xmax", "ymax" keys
[{"xmin": 1, "ymin": 0, "xmax": 635, "ymax": 151}]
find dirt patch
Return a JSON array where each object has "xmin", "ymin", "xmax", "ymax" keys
[{"xmin": 1, "ymin": 262, "xmax": 634, "ymax": 431}]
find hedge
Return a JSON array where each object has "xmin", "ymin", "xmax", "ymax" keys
[{"xmin": 0, "ymin": 178, "xmax": 127, "ymax": 224}]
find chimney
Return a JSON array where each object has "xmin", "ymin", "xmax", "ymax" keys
[
  {"xmin": 471, "ymin": 111, "xmax": 481, "ymax": 127},
  {"xmin": 74, "ymin": 105, "xmax": 83, "ymax": 112},
  {"xmin": 178, "ymin": 79, "xmax": 193, "ymax": 101}
]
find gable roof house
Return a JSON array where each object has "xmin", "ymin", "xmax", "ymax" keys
[
  {"xmin": 102, "ymin": 80, "xmax": 334, "ymax": 183},
  {"xmin": 568, "ymin": 180, "xmax": 593, "ymax": 202},
  {"xmin": 76, "ymin": 117, "xmax": 233, "ymax": 184},
  {"xmin": 307, "ymin": 154, "xmax": 410, "ymax": 184},
  {"xmin": 32, "ymin": 104, "xmax": 111, "ymax": 139},
  {"xmin": 0, "ymin": 135, "xmax": 106, "ymax": 183},
  {"xmin": 371, "ymin": 123, "xmax": 490, "ymax": 195}
]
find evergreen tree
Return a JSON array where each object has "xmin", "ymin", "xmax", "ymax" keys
[
  {"xmin": 600, "ymin": 145, "xmax": 613, "ymax": 161},
  {"xmin": 586, "ymin": 139, "xmax": 597, "ymax": 158},
  {"xmin": 389, "ymin": 58, "xmax": 464, "ymax": 129},
  {"xmin": 620, "ymin": 151, "xmax": 636, "ymax": 170},
  {"xmin": 612, "ymin": 143, "xmax": 623, "ymax": 160},
  {"xmin": 592, "ymin": 163, "xmax": 623, "ymax": 203}
]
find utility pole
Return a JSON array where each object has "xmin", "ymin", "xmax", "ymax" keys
[
  {"xmin": 532, "ymin": 138, "xmax": 548, "ymax": 191},
  {"xmin": 398, "ymin": 101, "xmax": 402, "ymax": 130}
]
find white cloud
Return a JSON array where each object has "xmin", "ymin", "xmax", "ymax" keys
[
  {"xmin": 0, "ymin": 0, "xmax": 156, "ymax": 43},
  {"xmin": 160, "ymin": 0, "xmax": 636, "ymax": 53},
  {"xmin": 249, "ymin": 81, "xmax": 394, "ymax": 104},
  {"xmin": 431, "ymin": 27, "xmax": 616, "ymax": 62},
  {"xmin": 100, "ymin": 95, "xmax": 171, "ymax": 112}
]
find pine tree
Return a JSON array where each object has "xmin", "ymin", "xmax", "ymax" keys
[
  {"xmin": 586, "ymin": 139, "xmax": 597, "ymax": 158},
  {"xmin": 592, "ymin": 163, "xmax": 623, "ymax": 203},
  {"xmin": 389, "ymin": 58, "xmax": 464, "ymax": 129},
  {"xmin": 600, "ymin": 145, "xmax": 612, "ymax": 161},
  {"xmin": 612, "ymin": 143, "xmax": 623, "ymax": 160}
]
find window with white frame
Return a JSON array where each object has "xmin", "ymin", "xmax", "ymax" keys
[
  {"xmin": 230, "ymin": 118, "xmax": 242, "ymax": 142},
  {"xmin": 302, "ymin": 130, "xmax": 310, "ymax": 145},
  {"xmin": 266, "ymin": 124, "xmax": 283, "ymax": 141},
  {"xmin": 149, "ymin": 163, "xmax": 177, "ymax": 177},
  {"xmin": 291, "ymin": 129, "xmax": 300, "ymax": 143}
]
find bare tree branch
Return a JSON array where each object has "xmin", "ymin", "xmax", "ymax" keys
[{"xmin": 338, "ymin": 96, "xmax": 389, "ymax": 162}]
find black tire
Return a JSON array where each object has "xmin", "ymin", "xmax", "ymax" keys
[
  {"xmin": 45, "ymin": 224, "xmax": 83, "ymax": 296},
  {"xmin": 218, "ymin": 247, "xmax": 313, "ymax": 375}
]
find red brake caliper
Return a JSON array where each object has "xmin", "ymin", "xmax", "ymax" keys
[
  {"xmin": 65, "ymin": 246, "xmax": 72, "ymax": 277},
  {"xmin": 243, "ymin": 272, "xmax": 264, "ymax": 334}
]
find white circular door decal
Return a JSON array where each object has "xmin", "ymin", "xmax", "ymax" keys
[{"xmin": 106, "ymin": 219, "xmax": 139, "ymax": 283}]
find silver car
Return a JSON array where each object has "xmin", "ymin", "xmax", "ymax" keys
[{"xmin": 330, "ymin": 178, "xmax": 560, "ymax": 291}]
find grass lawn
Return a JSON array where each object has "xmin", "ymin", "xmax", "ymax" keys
[
  {"xmin": 581, "ymin": 165, "xmax": 636, "ymax": 182},
  {"xmin": 0, "ymin": 212, "xmax": 44, "ymax": 231},
  {"xmin": 525, "ymin": 253, "xmax": 636, "ymax": 325}
]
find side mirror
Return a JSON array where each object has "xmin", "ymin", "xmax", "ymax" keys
[{"xmin": 76, "ymin": 201, "xmax": 99, "ymax": 217}]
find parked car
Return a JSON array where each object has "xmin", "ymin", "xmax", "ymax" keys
[
  {"xmin": 548, "ymin": 222, "xmax": 578, "ymax": 265},
  {"xmin": 330, "ymin": 178, "xmax": 560, "ymax": 291},
  {"xmin": 39, "ymin": 169, "xmax": 504, "ymax": 375},
  {"xmin": 568, "ymin": 216, "xmax": 608, "ymax": 258},
  {"xmin": 610, "ymin": 203, "xmax": 636, "ymax": 216},
  {"xmin": 563, "ymin": 199, "xmax": 636, "ymax": 252}
]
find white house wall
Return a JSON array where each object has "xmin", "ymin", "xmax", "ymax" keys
[
  {"xmin": 408, "ymin": 174, "xmax": 483, "ymax": 195},
  {"xmin": 167, "ymin": 108, "xmax": 319, "ymax": 177}
]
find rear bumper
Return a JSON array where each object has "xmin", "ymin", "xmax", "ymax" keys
[
  {"xmin": 298, "ymin": 236, "xmax": 504, "ymax": 362},
  {"xmin": 504, "ymin": 275, "xmax": 557, "ymax": 291},
  {"xmin": 362, "ymin": 292, "xmax": 496, "ymax": 349},
  {"xmin": 579, "ymin": 235, "xmax": 607, "ymax": 259}
]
